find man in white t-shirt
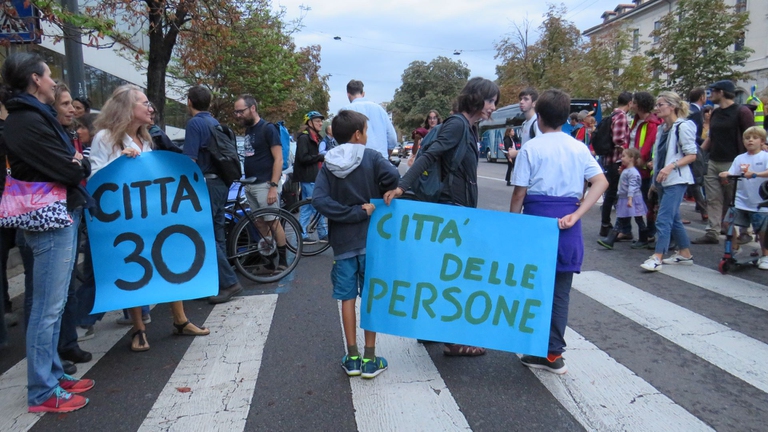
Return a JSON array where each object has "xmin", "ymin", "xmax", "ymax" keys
[
  {"xmin": 339, "ymin": 79, "xmax": 398, "ymax": 158},
  {"xmin": 519, "ymin": 87, "xmax": 542, "ymax": 146},
  {"xmin": 510, "ymin": 89, "xmax": 608, "ymax": 375}
]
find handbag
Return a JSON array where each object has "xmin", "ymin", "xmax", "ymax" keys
[{"xmin": 0, "ymin": 159, "xmax": 72, "ymax": 231}]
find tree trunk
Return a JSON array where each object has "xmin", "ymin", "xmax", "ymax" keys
[{"xmin": 145, "ymin": 0, "xmax": 187, "ymax": 129}]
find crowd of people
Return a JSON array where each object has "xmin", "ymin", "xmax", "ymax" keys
[{"xmin": 0, "ymin": 49, "xmax": 766, "ymax": 415}]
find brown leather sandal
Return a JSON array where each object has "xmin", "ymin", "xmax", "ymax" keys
[
  {"xmin": 443, "ymin": 343, "xmax": 486, "ymax": 357},
  {"xmin": 173, "ymin": 321, "xmax": 210, "ymax": 336},
  {"xmin": 131, "ymin": 330, "xmax": 150, "ymax": 352}
]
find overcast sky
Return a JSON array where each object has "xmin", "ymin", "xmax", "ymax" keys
[{"xmin": 275, "ymin": 0, "xmax": 608, "ymax": 114}]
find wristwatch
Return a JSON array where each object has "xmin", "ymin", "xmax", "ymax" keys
[
  {"xmin": 268, "ymin": 181, "xmax": 279, "ymax": 188},
  {"xmin": 751, "ymin": 173, "xmax": 758, "ymax": 179}
]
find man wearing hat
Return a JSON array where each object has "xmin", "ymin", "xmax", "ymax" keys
[{"xmin": 693, "ymin": 80, "xmax": 755, "ymax": 244}]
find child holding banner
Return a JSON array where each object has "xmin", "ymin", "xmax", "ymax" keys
[
  {"xmin": 510, "ymin": 89, "xmax": 609, "ymax": 374},
  {"xmin": 313, "ymin": 110, "xmax": 399, "ymax": 379}
]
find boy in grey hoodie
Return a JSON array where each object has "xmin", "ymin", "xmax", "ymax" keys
[{"xmin": 313, "ymin": 110, "xmax": 399, "ymax": 379}]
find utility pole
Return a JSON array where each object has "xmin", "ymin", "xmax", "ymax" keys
[{"xmin": 61, "ymin": 0, "xmax": 87, "ymax": 99}]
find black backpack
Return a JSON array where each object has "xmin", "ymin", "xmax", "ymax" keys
[
  {"xmin": 206, "ymin": 124, "xmax": 242, "ymax": 186},
  {"xmin": 408, "ymin": 115, "xmax": 471, "ymax": 202},
  {"xmin": 591, "ymin": 112, "xmax": 618, "ymax": 156}
]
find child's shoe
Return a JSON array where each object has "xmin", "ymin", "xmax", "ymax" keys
[
  {"xmin": 341, "ymin": 355, "xmax": 362, "ymax": 377},
  {"xmin": 361, "ymin": 356, "xmax": 388, "ymax": 379}
]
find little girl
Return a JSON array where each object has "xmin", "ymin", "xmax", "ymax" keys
[{"xmin": 598, "ymin": 147, "xmax": 649, "ymax": 249}]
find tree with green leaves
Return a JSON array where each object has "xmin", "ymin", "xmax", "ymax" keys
[
  {"xmin": 172, "ymin": 1, "xmax": 328, "ymax": 131},
  {"xmin": 647, "ymin": 0, "xmax": 752, "ymax": 94},
  {"xmin": 389, "ymin": 56, "xmax": 470, "ymax": 133}
]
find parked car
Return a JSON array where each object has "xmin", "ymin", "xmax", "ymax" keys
[{"xmin": 403, "ymin": 141, "xmax": 414, "ymax": 157}]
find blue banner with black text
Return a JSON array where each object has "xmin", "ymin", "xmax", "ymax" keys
[
  {"xmin": 362, "ymin": 199, "xmax": 558, "ymax": 356},
  {"xmin": 86, "ymin": 152, "xmax": 218, "ymax": 313}
]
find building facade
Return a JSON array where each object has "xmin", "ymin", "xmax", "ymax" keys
[{"xmin": 583, "ymin": 0, "xmax": 768, "ymax": 102}]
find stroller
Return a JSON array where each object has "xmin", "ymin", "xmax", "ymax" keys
[{"xmin": 718, "ymin": 175, "xmax": 767, "ymax": 274}]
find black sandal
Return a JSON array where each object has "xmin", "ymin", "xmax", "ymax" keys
[
  {"xmin": 173, "ymin": 321, "xmax": 210, "ymax": 336},
  {"xmin": 131, "ymin": 330, "xmax": 150, "ymax": 352}
]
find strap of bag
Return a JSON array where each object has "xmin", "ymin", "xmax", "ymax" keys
[{"xmin": 5, "ymin": 156, "xmax": 10, "ymax": 176}]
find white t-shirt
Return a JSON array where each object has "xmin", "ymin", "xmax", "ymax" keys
[
  {"xmin": 512, "ymin": 131, "xmax": 603, "ymax": 198},
  {"xmin": 89, "ymin": 130, "xmax": 153, "ymax": 179},
  {"xmin": 521, "ymin": 113, "xmax": 543, "ymax": 146},
  {"xmin": 727, "ymin": 151, "xmax": 768, "ymax": 212}
]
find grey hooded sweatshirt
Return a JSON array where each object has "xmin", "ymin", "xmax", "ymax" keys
[{"xmin": 313, "ymin": 143, "xmax": 400, "ymax": 258}]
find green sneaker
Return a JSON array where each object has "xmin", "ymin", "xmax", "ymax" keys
[
  {"xmin": 361, "ymin": 356, "xmax": 388, "ymax": 379},
  {"xmin": 341, "ymin": 355, "xmax": 362, "ymax": 376}
]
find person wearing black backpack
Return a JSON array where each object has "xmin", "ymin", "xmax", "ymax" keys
[
  {"xmin": 597, "ymin": 91, "xmax": 632, "ymax": 237},
  {"xmin": 384, "ymin": 77, "xmax": 499, "ymax": 357},
  {"xmin": 184, "ymin": 86, "xmax": 243, "ymax": 304}
]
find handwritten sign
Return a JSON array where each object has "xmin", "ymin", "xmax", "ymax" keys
[
  {"xmin": 86, "ymin": 152, "xmax": 218, "ymax": 313},
  {"xmin": 362, "ymin": 199, "xmax": 559, "ymax": 356}
]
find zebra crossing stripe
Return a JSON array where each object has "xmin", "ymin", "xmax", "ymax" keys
[
  {"xmin": 658, "ymin": 264, "xmax": 768, "ymax": 312},
  {"xmin": 0, "ymin": 310, "xmax": 134, "ymax": 431},
  {"xmin": 138, "ymin": 294, "xmax": 278, "ymax": 432},
  {"xmin": 573, "ymin": 271, "xmax": 768, "ymax": 393},
  {"xmin": 529, "ymin": 327, "xmax": 714, "ymax": 432},
  {"xmin": 343, "ymin": 303, "xmax": 471, "ymax": 431}
]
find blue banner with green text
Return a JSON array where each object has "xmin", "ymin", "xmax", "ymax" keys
[{"xmin": 362, "ymin": 199, "xmax": 558, "ymax": 356}]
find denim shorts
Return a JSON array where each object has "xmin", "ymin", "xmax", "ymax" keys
[
  {"xmin": 331, "ymin": 254, "xmax": 365, "ymax": 300},
  {"xmin": 728, "ymin": 208, "xmax": 768, "ymax": 232}
]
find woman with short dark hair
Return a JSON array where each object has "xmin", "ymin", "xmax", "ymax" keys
[
  {"xmin": 2, "ymin": 52, "xmax": 93, "ymax": 413},
  {"xmin": 384, "ymin": 77, "xmax": 499, "ymax": 356}
]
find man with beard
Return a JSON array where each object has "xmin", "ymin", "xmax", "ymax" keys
[{"xmin": 233, "ymin": 95, "xmax": 288, "ymax": 269}]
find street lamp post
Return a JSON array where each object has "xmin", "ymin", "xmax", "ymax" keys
[{"xmin": 61, "ymin": 0, "xmax": 87, "ymax": 99}]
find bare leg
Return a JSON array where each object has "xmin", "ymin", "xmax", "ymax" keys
[
  {"xmin": 341, "ymin": 298, "xmax": 357, "ymax": 348},
  {"xmin": 170, "ymin": 301, "xmax": 209, "ymax": 335}
]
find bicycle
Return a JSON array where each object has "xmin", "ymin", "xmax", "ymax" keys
[
  {"xmin": 226, "ymin": 177, "xmax": 304, "ymax": 283},
  {"xmin": 284, "ymin": 198, "xmax": 331, "ymax": 256}
]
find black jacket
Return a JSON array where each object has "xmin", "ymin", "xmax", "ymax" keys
[
  {"xmin": 4, "ymin": 97, "xmax": 91, "ymax": 211},
  {"xmin": 293, "ymin": 130, "xmax": 324, "ymax": 183},
  {"xmin": 399, "ymin": 114, "xmax": 479, "ymax": 207}
]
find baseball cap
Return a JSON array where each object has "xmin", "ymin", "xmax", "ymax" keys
[
  {"xmin": 708, "ymin": 80, "xmax": 736, "ymax": 94},
  {"xmin": 577, "ymin": 110, "xmax": 590, "ymax": 121}
]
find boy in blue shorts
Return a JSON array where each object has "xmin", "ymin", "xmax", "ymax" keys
[
  {"xmin": 313, "ymin": 110, "xmax": 400, "ymax": 378},
  {"xmin": 722, "ymin": 126, "xmax": 768, "ymax": 269},
  {"xmin": 510, "ymin": 89, "xmax": 609, "ymax": 374}
]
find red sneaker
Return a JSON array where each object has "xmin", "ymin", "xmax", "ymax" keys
[
  {"xmin": 59, "ymin": 374, "xmax": 95, "ymax": 394},
  {"xmin": 28, "ymin": 387, "xmax": 89, "ymax": 413}
]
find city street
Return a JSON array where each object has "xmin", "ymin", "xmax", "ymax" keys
[{"xmin": 1, "ymin": 159, "xmax": 767, "ymax": 431}]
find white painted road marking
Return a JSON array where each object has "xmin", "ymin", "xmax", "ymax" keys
[
  {"xmin": 343, "ymin": 303, "xmax": 471, "ymax": 431},
  {"xmin": 574, "ymin": 271, "xmax": 768, "ymax": 393},
  {"xmin": 139, "ymin": 295, "xmax": 278, "ymax": 432},
  {"xmin": 660, "ymin": 263, "xmax": 768, "ymax": 312},
  {"xmin": 530, "ymin": 327, "xmax": 714, "ymax": 432}
]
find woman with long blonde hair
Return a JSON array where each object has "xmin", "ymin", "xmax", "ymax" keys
[{"xmin": 89, "ymin": 85, "xmax": 210, "ymax": 352}]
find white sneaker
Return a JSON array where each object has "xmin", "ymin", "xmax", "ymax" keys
[
  {"xmin": 641, "ymin": 256, "xmax": 662, "ymax": 272},
  {"xmin": 662, "ymin": 253, "xmax": 694, "ymax": 265},
  {"xmin": 758, "ymin": 256, "xmax": 768, "ymax": 270}
]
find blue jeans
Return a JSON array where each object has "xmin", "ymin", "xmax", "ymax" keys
[
  {"xmin": 299, "ymin": 182, "xmax": 328, "ymax": 239},
  {"xmin": 207, "ymin": 178, "xmax": 239, "ymax": 289},
  {"xmin": 25, "ymin": 209, "xmax": 80, "ymax": 405},
  {"xmin": 549, "ymin": 271, "xmax": 573, "ymax": 355},
  {"xmin": 655, "ymin": 183, "xmax": 691, "ymax": 255},
  {"xmin": 73, "ymin": 227, "xmax": 105, "ymax": 327}
]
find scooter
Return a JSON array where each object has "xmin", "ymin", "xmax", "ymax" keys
[{"xmin": 718, "ymin": 175, "xmax": 761, "ymax": 274}]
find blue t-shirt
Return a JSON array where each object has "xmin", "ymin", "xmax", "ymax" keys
[
  {"xmin": 183, "ymin": 112, "xmax": 219, "ymax": 174},
  {"xmin": 243, "ymin": 119, "xmax": 281, "ymax": 182}
]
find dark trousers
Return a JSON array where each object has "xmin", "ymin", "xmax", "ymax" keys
[
  {"xmin": 1, "ymin": 228, "xmax": 16, "ymax": 310},
  {"xmin": 505, "ymin": 161, "xmax": 514, "ymax": 182},
  {"xmin": 206, "ymin": 178, "xmax": 239, "ymax": 289},
  {"xmin": 549, "ymin": 271, "xmax": 574, "ymax": 355},
  {"xmin": 687, "ymin": 184, "xmax": 707, "ymax": 216},
  {"xmin": 601, "ymin": 163, "xmax": 620, "ymax": 227},
  {"xmin": 641, "ymin": 178, "xmax": 656, "ymax": 237},
  {"xmin": 615, "ymin": 216, "xmax": 648, "ymax": 241}
]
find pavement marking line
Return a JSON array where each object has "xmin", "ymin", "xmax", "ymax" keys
[
  {"xmin": 138, "ymin": 294, "xmax": 278, "ymax": 432},
  {"xmin": 477, "ymin": 175, "xmax": 505, "ymax": 182},
  {"xmin": 8, "ymin": 273, "xmax": 25, "ymax": 303},
  {"xmin": 0, "ymin": 310, "xmax": 131, "ymax": 432},
  {"xmin": 528, "ymin": 327, "xmax": 714, "ymax": 432},
  {"xmin": 660, "ymin": 263, "xmax": 768, "ymax": 312},
  {"xmin": 574, "ymin": 271, "xmax": 768, "ymax": 393},
  {"xmin": 341, "ymin": 303, "xmax": 471, "ymax": 432}
]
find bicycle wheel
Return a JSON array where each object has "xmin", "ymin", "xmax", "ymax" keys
[
  {"xmin": 228, "ymin": 208, "xmax": 303, "ymax": 283},
  {"xmin": 285, "ymin": 199, "xmax": 331, "ymax": 256}
]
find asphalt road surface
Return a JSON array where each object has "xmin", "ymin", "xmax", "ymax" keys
[{"xmin": 1, "ymin": 159, "xmax": 766, "ymax": 431}]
